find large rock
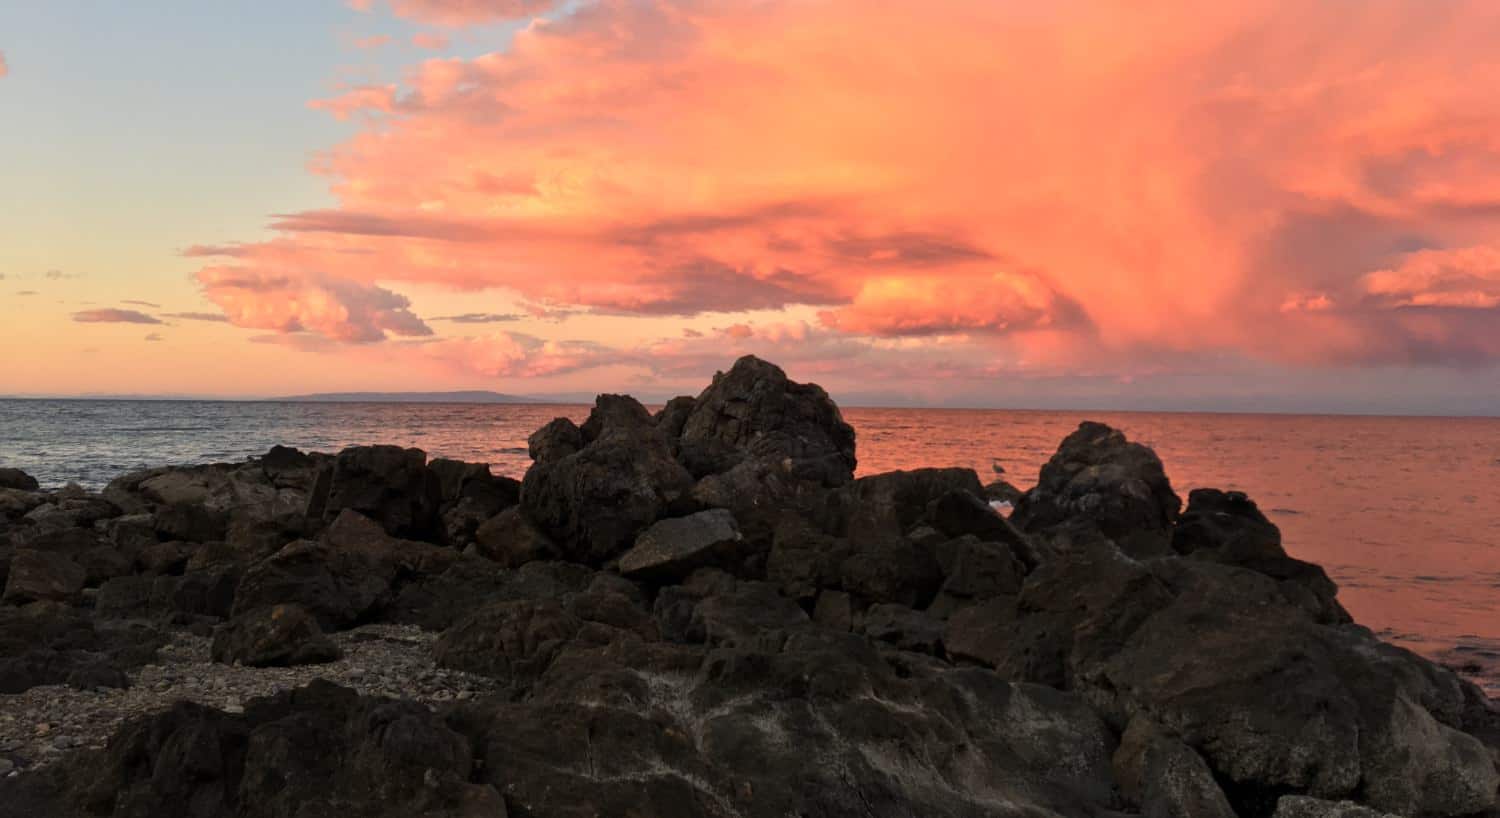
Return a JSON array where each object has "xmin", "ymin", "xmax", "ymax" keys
[
  {"xmin": 618, "ymin": 509, "xmax": 743, "ymax": 582},
  {"xmin": 429, "ymin": 458, "xmax": 519, "ymax": 546},
  {"xmin": 678, "ymin": 355, "xmax": 857, "ymax": 486},
  {"xmin": 2, "ymin": 549, "xmax": 85, "ymax": 603},
  {"xmin": 1011, "ymin": 421, "xmax": 1181, "ymax": 558},
  {"xmin": 211, "ymin": 603, "xmax": 341, "ymax": 667},
  {"xmin": 0, "ymin": 468, "xmax": 39, "ymax": 492},
  {"xmin": 0, "ymin": 604, "xmax": 162, "ymax": 694},
  {"xmin": 320, "ymin": 445, "xmax": 441, "ymax": 539},
  {"xmin": 231, "ymin": 538, "xmax": 394, "ymax": 631},
  {"xmin": 0, "ymin": 681, "xmax": 500, "ymax": 818},
  {"xmin": 473, "ymin": 506, "xmax": 556, "ymax": 568},
  {"xmin": 521, "ymin": 396, "xmax": 694, "ymax": 565}
]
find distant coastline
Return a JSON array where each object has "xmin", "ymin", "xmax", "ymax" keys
[{"xmin": 275, "ymin": 390, "xmax": 537, "ymax": 404}]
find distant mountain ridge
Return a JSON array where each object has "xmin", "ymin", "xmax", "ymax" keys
[{"xmin": 276, "ymin": 390, "xmax": 538, "ymax": 404}]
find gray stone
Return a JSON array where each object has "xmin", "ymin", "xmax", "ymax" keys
[{"xmin": 618, "ymin": 509, "xmax": 743, "ymax": 582}]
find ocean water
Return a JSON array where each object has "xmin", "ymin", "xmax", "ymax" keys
[{"xmin": 1, "ymin": 399, "xmax": 1498, "ymax": 694}]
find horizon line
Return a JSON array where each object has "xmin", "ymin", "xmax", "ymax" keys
[{"xmin": 0, "ymin": 392, "xmax": 1495, "ymax": 421}]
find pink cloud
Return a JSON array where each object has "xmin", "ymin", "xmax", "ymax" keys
[
  {"xmin": 412, "ymin": 33, "xmax": 450, "ymax": 50},
  {"xmin": 308, "ymin": 85, "xmax": 397, "ymax": 121},
  {"xmin": 353, "ymin": 0, "xmax": 554, "ymax": 26},
  {"xmin": 354, "ymin": 35, "xmax": 393, "ymax": 50},
  {"xmin": 197, "ymin": 0, "xmax": 1500, "ymax": 374},
  {"xmin": 197, "ymin": 266, "xmax": 431, "ymax": 343},
  {"xmin": 0, "ymin": 51, "xmax": 8, "ymax": 79}
]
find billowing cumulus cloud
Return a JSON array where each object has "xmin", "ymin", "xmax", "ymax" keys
[
  {"xmin": 74, "ymin": 308, "xmax": 163, "ymax": 325},
  {"xmin": 197, "ymin": 266, "xmax": 432, "ymax": 342},
  {"xmin": 198, "ymin": 0, "xmax": 1500, "ymax": 378}
]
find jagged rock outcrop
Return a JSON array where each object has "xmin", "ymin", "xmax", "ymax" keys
[
  {"xmin": 1012, "ymin": 420, "xmax": 1181, "ymax": 558},
  {"xmin": 1, "ymin": 361, "xmax": 1496, "ymax": 818}
]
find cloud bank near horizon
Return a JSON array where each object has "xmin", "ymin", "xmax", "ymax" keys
[{"xmin": 188, "ymin": 0, "xmax": 1500, "ymax": 389}]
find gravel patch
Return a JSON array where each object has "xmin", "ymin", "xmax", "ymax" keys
[{"xmin": 0, "ymin": 624, "xmax": 499, "ymax": 775}]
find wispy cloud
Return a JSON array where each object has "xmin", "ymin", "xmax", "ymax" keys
[
  {"xmin": 144, "ymin": 333, "xmax": 164, "ymax": 342},
  {"xmin": 430, "ymin": 312, "xmax": 523, "ymax": 323},
  {"xmin": 73, "ymin": 308, "xmax": 163, "ymax": 324},
  {"xmin": 0, "ymin": 51, "xmax": 8, "ymax": 79},
  {"xmin": 123, "ymin": 299, "xmax": 162, "ymax": 308},
  {"xmin": 411, "ymin": 32, "xmax": 449, "ymax": 50},
  {"xmin": 162, "ymin": 311, "xmax": 229, "ymax": 323}
]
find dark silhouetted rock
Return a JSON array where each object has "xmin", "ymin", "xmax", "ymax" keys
[
  {"xmin": 321, "ymin": 445, "xmax": 440, "ymax": 538},
  {"xmin": 0, "ymin": 604, "xmax": 161, "ymax": 694},
  {"xmin": 231, "ymin": 538, "xmax": 395, "ymax": 631},
  {"xmin": 3, "ymin": 549, "xmax": 85, "ymax": 603},
  {"xmin": 983, "ymin": 478, "xmax": 1023, "ymax": 503},
  {"xmin": 1113, "ymin": 716, "xmax": 1236, "ymax": 817},
  {"xmin": 211, "ymin": 604, "xmax": 340, "ymax": 667},
  {"xmin": 679, "ymin": 355, "xmax": 857, "ymax": 486},
  {"xmin": 522, "ymin": 396, "xmax": 694, "ymax": 565},
  {"xmin": 429, "ymin": 458, "xmax": 520, "ymax": 546},
  {"xmin": 861, "ymin": 603, "xmax": 944, "ymax": 655},
  {"xmin": 1012, "ymin": 421, "xmax": 1181, "ymax": 558},
  {"xmin": 473, "ymin": 506, "xmax": 556, "ymax": 567},
  {"xmin": 528, "ymin": 417, "xmax": 583, "ymax": 464},
  {"xmin": 434, "ymin": 598, "xmax": 582, "ymax": 681},
  {"xmin": 618, "ymin": 509, "xmax": 743, "ymax": 582},
  {"xmin": 0, "ymin": 468, "xmax": 39, "ymax": 492}
]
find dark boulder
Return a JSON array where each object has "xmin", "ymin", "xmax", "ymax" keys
[
  {"xmin": 472, "ymin": 506, "xmax": 556, "ymax": 567},
  {"xmin": 860, "ymin": 603, "xmax": 944, "ymax": 655},
  {"xmin": 1174, "ymin": 488, "xmax": 1350, "ymax": 624},
  {"xmin": 434, "ymin": 598, "xmax": 582, "ymax": 682},
  {"xmin": 618, "ymin": 509, "xmax": 744, "ymax": 582},
  {"xmin": 0, "ymin": 680, "xmax": 498, "ymax": 818},
  {"xmin": 678, "ymin": 355, "xmax": 857, "ymax": 487},
  {"xmin": 528, "ymin": 416, "xmax": 583, "ymax": 464},
  {"xmin": 521, "ymin": 396, "xmax": 694, "ymax": 565},
  {"xmin": 1012, "ymin": 421, "xmax": 1181, "ymax": 558},
  {"xmin": 0, "ymin": 468, "xmax": 39, "ymax": 492},
  {"xmin": 428, "ymin": 458, "xmax": 520, "ymax": 546},
  {"xmin": 3, "ymin": 549, "xmax": 85, "ymax": 603},
  {"xmin": 231, "ymin": 538, "xmax": 394, "ymax": 631},
  {"xmin": 211, "ymin": 604, "xmax": 340, "ymax": 667},
  {"xmin": 320, "ymin": 445, "xmax": 441, "ymax": 539},
  {"xmin": 0, "ymin": 604, "xmax": 162, "ymax": 694}
]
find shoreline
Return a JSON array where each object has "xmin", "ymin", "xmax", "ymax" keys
[{"xmin": 2, "ymin": 356, "xmax": 1497, "ymax": 817}]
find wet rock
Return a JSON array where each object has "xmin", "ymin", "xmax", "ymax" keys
[
  {"xmin": 2, "ymin": 550, "xmax": 85, "ymax": 604},
  {"xmin": 211, "ymin": 604, "xmax": 341, "ymax": 668},
  {"xmin": 1012, "ymin": 421, "xmax": 1181, "ymax": 558},
  {"xmin": 322, "ymin": 445, "xmax": 441, "ymax": 539},
  {"xmin": 618, "ymin": 509, "xmax": 743, "ymax": 583},
  {"xmin": 0, "ymin": 469, "xmax": 39, "ymax": 492}
]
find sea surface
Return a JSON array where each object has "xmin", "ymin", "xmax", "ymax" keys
[{"xmin": 2, "ymin": 399, "xmax": 1498, "ymax": 695}]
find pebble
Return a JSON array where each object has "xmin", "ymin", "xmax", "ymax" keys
[{"xmin": 0, "ymin": 623, "xmax": 498, "ymax": 774}]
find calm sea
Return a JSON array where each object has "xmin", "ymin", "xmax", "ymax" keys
[{"xmin": 2, "ymin": 399, "xmax": 1498, "ymax": 694}]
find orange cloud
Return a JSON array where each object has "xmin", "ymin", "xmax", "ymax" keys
[
  {"xmin": 198, "ymin": 266, "xmax": 431, "ymax": 342},
  {"xmin": 195, "ymin": 0, "xmax": 1500, "ymax": 375},
  {"xmin": 354, "ymin": 35, "xmax": 393, "ymax": 50},
  {"xmin": 353, "ymin": 0, "xmax": 554, "ymax": 26}
]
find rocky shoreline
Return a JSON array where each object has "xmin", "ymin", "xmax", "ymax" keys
[{"xmin": 0, "ymin": 356, "xmax": 1496, "ymax": 817}]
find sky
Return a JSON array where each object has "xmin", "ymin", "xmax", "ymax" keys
[{"xmin": 3, "ymin": 1, "xmax": 1500, "ymax": 413}]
